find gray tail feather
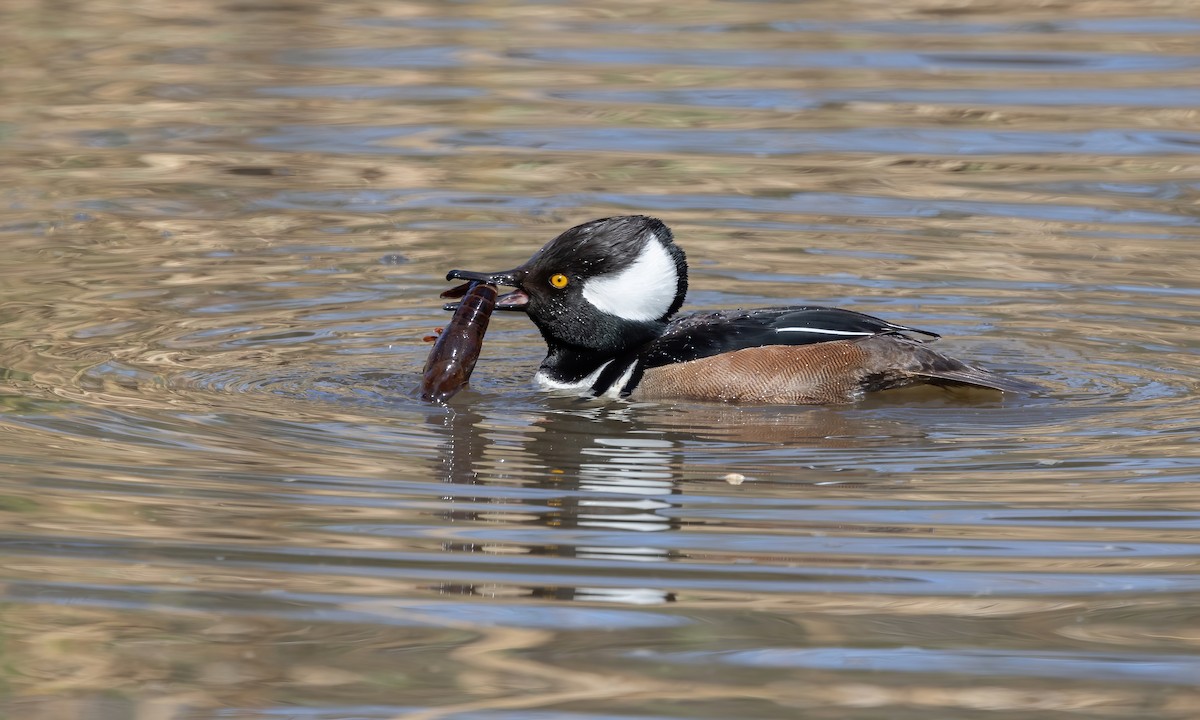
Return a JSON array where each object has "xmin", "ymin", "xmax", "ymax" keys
[
  {"xmin": 919, "ymin": 368, "xmax": 1043, "ymax": 394},
  {"xmin": 862, "ymin": 336, "xmax": 1043, "ymax": 395},
  {"xmin": 906, "ymin": 342, "xmax": 1043, "ymax": 395}
]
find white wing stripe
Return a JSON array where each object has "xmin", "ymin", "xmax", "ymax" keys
[{"xmin": 776, "ymin": 326, "xmax": 874, "ymax": 336}]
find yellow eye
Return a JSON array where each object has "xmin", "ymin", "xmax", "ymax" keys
[{"xmin": 549, "ymin": 273, "xmax": 569, "ymax": 289}]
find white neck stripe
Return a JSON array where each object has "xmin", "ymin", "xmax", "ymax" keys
[
  {"xmin": 533, "ymin": 360, "xmax": 612, "ymax": 394},
  {"xmin": 532, "ymin": 359, "xmax": 638, "ymax": 399}
]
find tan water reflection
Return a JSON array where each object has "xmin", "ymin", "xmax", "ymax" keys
[{"xmin": 4, "ymin": 0, "xmax": 1200, "ymax": 718}]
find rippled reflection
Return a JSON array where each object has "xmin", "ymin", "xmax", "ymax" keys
[{"xmin": 2, "ymin": 0, "xmax": 1200, "ymax": 718}]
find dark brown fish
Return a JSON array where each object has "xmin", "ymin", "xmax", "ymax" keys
[{"xmin": 419, "ymin": 281, "xmax": 496, "ymax": 404}]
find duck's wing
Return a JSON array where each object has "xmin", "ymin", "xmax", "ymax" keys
[{"xmin": 642, "ymin": 306, "xmax": 940, "ymax": 368}]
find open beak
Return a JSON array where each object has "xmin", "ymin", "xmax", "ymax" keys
[{"xmin": 440, "ymin": 268, "xmax": 530, "ymax": 311}]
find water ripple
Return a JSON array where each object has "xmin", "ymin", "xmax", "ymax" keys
[
  {"xmin": 644, "ymin": 647, "xmax": 1200, "ymax": 685},
  {"xmin": 4, "ymin": 1, "xmax": 1200, "ymax": 715},
  {"xmin": 512, "ymin": 48, "xmax": 1200, "ymax": 73}
]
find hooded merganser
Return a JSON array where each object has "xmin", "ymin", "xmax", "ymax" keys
[{"xmin": 445, "ymin": 215, "xmax": 1041, "ymax": 404}]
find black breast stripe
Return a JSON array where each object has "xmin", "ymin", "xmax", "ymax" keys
[
  {"xmin": 589, "ymin": 355, "xmax": 640, "ymax": 397},
  {"xmin": 619, "ymin": 361, "xmax": 646, "ymax": 398}
]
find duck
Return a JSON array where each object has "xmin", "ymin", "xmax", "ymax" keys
[{"xmin": 444, "ymin": 215, "xmax": 1041, "ymax": 404}]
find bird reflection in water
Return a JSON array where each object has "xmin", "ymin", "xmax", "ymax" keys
[
  {"xmin": 422, "ymin": 397, "xmax": 927, "ymax": 603},
  {"xmin": 424, "ymin": 402, "xmax": 682, "ymax": 603}
]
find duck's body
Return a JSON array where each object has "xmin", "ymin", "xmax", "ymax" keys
[{"xmin": 445, "ymin": 216, "xmax": 1040, "ymax": 404}]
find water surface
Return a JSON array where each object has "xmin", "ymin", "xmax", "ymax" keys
[{"xmin": 2, "ymin": 1, "xmax": 1200, "ymax": 718}]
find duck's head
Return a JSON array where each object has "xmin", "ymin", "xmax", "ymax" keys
[{"xmin": 447, "ymin": 215, "xmax": 688, "ymax": 354}]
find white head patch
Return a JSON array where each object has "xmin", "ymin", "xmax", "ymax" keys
[{"xmin": 581, "ymin": 234, "xmax": 679, "ymax": 322}]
